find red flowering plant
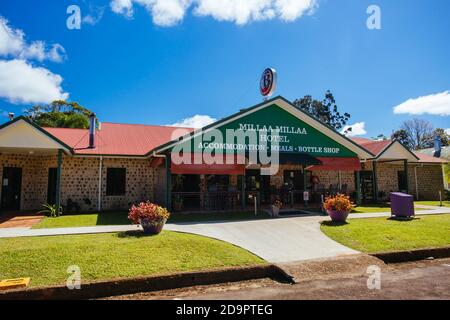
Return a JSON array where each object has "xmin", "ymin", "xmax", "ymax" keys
[
  {"xmin": 323, "ymin": 194, "xmax": 353, "ymax": 213},
  {"xmin": 128, "ymin": 201, "xmax": 170, "ymax": 224}
]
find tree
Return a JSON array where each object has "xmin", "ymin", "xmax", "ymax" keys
[
  {"xmin": 394, "ymin": 119, "xmax": 434, "ymax": 150},
  {"xmin": 293, "ymin": 90, "xmax": 350, "ymax": 131},
  {"xmin": 24, "ymin": 100, "xmax": 93, "ymax": 129},
  {"xmin": 372, "ymin": 134, "xmax": 388, "ymax": 141},
  {"xmin": 391, "ymin": 129, "xmax": 410, "ymax": 148}
]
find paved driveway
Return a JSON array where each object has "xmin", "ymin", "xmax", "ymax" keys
[{"xmin": 165, "ymin": 216, "xmax": 359, "ymax": 263}]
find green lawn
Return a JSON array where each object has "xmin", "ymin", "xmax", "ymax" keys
[
  {"xmin": 0, "ymin": 231, "xmax": 264, "ymax": 288},
  {"xmin": 33, "ymin": 211, "xmax": 271, "ymax": 229},
  {"xmin": 414, "ymin": 201, "xmax": 450, "ymax": 207},
  {"xmin": 351, "ymin": 204, "xmax": 426, "ymax": 213},
  {"xmin": 321, "ymin": 214, "xmax": 450, "ymax": 253},
  {"xmin": 33, "ymin": 211, "xmax": 130, "ymax": 229},
  {"xmin": 351, "ymin": 204, "xmax": 391, "ymax": 213}
]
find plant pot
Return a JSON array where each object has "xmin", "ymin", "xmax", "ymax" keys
[
  {"xmin": 327, "ymin": 210, "xmax": 349, "ymax": 223},
  {"xmin": 140, "ymin": 218, "xmax": 167, "ymax": 235},
  {"xmin": 271, "ymin": 205, "xmax": 280, "ymax": 217}
]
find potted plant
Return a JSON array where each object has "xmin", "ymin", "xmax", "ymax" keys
[
  {"xmin": 128, "ymin": 201, "xmax": 170, "ymax": 235},
  {"xmin": 323, "ymin": 194, "xmax": 352, "ymax": 223},
  {"xmin": 271, "ymin": 199, "xmax": 283, "ymax": 217}
]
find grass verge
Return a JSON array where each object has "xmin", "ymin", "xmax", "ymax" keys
[
  {"xmin": 0, "ymin": 231, "xmax": 264, "ymax": 288},
  {"xmin": 320, "ymin": 214, "xmax": 450, "ymax": 253}
]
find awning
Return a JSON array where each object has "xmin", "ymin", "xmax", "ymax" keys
[
  {"xmin": 306, "ymin": 157, "xmax": 361, "ymax": 171},
  {"xmin": 171, "ymin": 154, "xmax": 246, "ymax": 175},
  {"xmin": 278, "ymin": 153, "xmax": 321, "ymax": 165}
]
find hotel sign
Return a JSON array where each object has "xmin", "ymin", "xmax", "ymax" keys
[{"xmin": 175, "ymin": 104, "xmax": 356, "ymax": 158}]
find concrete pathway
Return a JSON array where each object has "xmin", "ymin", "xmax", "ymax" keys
[
  {"xmin": 1, "ymin": 207, "xmax": 449, "ymax": 263},
  {"xmin": 165, "ymin": 216, "xmax": 359, "ymax": 263}
]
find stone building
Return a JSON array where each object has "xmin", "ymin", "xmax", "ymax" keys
[{"xmin": 0, "ymin": 96, "xmax": 447, "ymax": 213}]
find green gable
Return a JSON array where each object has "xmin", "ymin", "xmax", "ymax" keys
[{"xmin": 172, "ymin": 103, "xmax": 357, "ymax": 158}]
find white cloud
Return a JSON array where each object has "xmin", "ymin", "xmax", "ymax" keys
[
  {"xmin": 110, "ymin": 0, "xmax": 317, "ymax": 26},
  {"xmin": 82, "ymin": 4, "xmax": 106, "ymax": 26},
  {"xmin": 341, "ymin": 122, "xmax": 367, "ymax": 137},
  {"xmin": 170, "ymin": 114, "xmax": 217, "ymax": 128},
  {"xmin": 0, "ymin": 59, "xmax": 69, "ymax": 105},
  {"xmin": 194, "ymin": 0, "xmax": 317, "ymax": 25},
  {"xmin": 111, "ymin": 0, "xmax": 191, "ymax": 26},
  {"xmin": 0, "ymin": 17, "xmax": 66, "ymax": 63},
  {"xmin": 445, "ymin": 128, "xmax": 450, "ymax": 135},
  {"xmin": 393, "ymin": 91, "xmax": 450, "ymax": 116}
]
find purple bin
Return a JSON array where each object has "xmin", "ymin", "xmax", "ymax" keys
[{"xmin": 390, "ymin": 192, "xmax": 415, "ymax": 217}]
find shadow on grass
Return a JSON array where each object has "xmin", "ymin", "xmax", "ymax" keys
[
  {"xmin": 387, "ymin": 216, "xmax": 419, "ymax": 222},
  {"xmin": 321, "ymin": 221, "xmax": 349, "ymax": 227},
  {"xmin": 117, "ymin": 230, "xmax": 157, "ymax": 238},
  {"xmin": 96, "ymin": 211, "xmax": 129, "ymax": 226}
]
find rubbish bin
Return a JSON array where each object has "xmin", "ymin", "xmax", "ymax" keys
[{"xmin": 390, "ymin": 192, "xmax": 415, "ymax": 217}]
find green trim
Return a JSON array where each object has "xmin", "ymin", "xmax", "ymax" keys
[
  {"xmin": 0, "ymin": 116, "xmax": 74, "ymax": 154},
  {"xmin": 165, "ymin": 153, "xmax": 172, "ymax": 211},
  {"xmin": 355, "ymin": 171, "xmax": 361, "ymax": 205},
  {"xmin": 55, "ymin": 149, "xmax": 63, "ymax": 215},
  {"xmin": 147, "ymin": 96, "xmax": 375, "ymax": 158},
  {"xmin": 404, "ymin": 159, "xmax": 409, "ymax": 194},
  {"xmin": 373, "ymin": 161, "xmax": 378, "ymax": 202}
]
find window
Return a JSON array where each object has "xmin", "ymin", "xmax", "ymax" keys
[{"xmin": 106, "ymin": 168, "xmax": 126, "ymax": 196}]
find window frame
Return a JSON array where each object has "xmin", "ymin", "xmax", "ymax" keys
[{"xmin": 106, "ymin": 168, "xmax": 126, "ymax": 196}]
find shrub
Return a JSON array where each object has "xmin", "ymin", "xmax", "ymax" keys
[
  {"xmin": 38, "ymin": 204, "xmax": 62, "ymax": 218},
  {"xmin": 323, "ymin": 194, "xmax": 352, "ymax": 213},
  {"xmin": 128, "ymin": 202, "xmax": 170, "ymax": 224}
]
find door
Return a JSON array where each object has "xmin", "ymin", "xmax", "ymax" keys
[
  {"xmin": 47, "ymin": 168, "xmax": 57, "ymax": 205},
  {"xmin": 359, "ymin": 171, "xmax": 374, "ymax": 201},
  {"xmin": 1, "ymin": 167, "xmax": 22, "ymax": 211},
  {"xmin": 283, "ymin": 170, "xmax": 305, "ymax": 203}
]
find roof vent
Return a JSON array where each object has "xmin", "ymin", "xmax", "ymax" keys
[
  {"xmin": 434, "ymin": 136, "xmax": 442, "ymax": 158},
  {"xmin": 8, "ymin": 112, "xmax": 14, "ymax": 121},
  {"xmin": 89, "ymin": 113, "xmax": 96, "ymax": 149}
]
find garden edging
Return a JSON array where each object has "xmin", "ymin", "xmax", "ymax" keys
[
  {"xmin": 0, "ymin": 264, "xmax": 293, "ymax": 300},
  {"xmin": 373, "ymin": 246, "xmax": 450, "ymax": 263}
]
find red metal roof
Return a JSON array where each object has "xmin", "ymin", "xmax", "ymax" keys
[
  {"xmin": 44, "ymin": 123, "xmax": 193, "ymax": 156},
  {"xmin": 350, "ymin": 138, "xmax": 391, "ymax": 156},
  {"xmin": 413, "ymin": 152, "xmax": 448, "ymax": 164},
  {"xmin": 42, "ymin": 123, "xmax": 448, "ymax": 164}
]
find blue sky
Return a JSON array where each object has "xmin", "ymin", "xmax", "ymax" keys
[{"xmin": 0, "ymin": 0, "xmax": 449, "ymax": 137}]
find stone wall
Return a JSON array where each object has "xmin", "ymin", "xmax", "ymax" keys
[
  {"xmin": 413, "ymin": 164, "xmax": 445, "ymax": 200},
  {"xmin": 0, "ymin": 154, "xmax": 157, "ymax": 211},
  {"xmin": 0, "ymin": 153, "xmax": 54, "ymax": 210},
  {"xmin": 1, "ymin": 153, "xmax": 445, "ymax": 211}
]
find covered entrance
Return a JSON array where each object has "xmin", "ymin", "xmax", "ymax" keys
[
  {"xmin": 0, "ymin": 116, "xmax": 70, "ymax": 212},
  {"xmin": 151, "ymin": 97, "xmax": 374, "ymax": 212}
]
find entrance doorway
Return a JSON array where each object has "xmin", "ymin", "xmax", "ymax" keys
[
  {"xmin": 359, "ymin": 171, "xmax": 374, "ymax": 201},
  {"xmin": 1, "ymin": 167, "xmax": 22, "ymax": 211},
  {"xmin": 47, "ymin": 168, "xmax": 57, "ymax": 205},
  {"xmin": 245, "ymin": 170, "xmax": 271, "ymax": 204}
]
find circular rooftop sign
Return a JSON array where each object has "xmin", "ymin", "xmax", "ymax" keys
[{"xmin": 260, "ymin": 68, "xmax": 277, "ymax": 97}]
